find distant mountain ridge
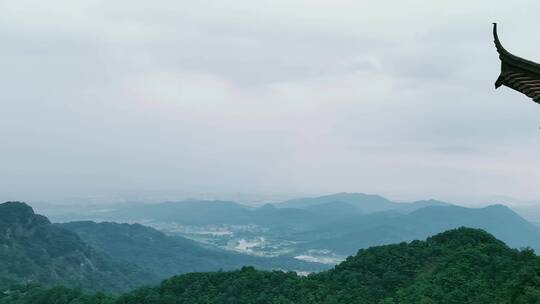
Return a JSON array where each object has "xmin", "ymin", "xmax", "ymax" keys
[
  {"xmin": 303, "ymin": 204, "xmax": 540, "ymax": 254},
  {"xmin": 40, "ymin": 193, "xmax": 540, "ymax": 262},
  {"xmin": 46, "ymin": 193, "xmax": 451, "ymax": 228},
  {"xmin": 277, "ymin": 192, "xmax": 450, "ymax": 213},
  {"xmin": 278, "ymin": 192, "xmax": 396, "ymax": 211}
]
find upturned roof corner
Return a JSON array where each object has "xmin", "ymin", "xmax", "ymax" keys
[{"xmin": 493, "ymin": 23, "xmax": 540, "ymax": 104}]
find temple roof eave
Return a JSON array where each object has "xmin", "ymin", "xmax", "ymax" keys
[{"xmin": 493, "ymin": 23, "xmax": 540, "ymax": 75}]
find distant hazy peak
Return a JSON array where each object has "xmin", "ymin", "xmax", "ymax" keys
[
  {"xmin": 483, "ymin": 204, "xmax": 513, "ymax": 211},
  {"xmin": 257, "ymin": 203, "xmax": 277, "ymax": 210},
  {"xmin": 481, "ymin": 204, "xmax": 526, "ymax": 217},
  {"xmin": 409, "ymin": 199, "xmax": 449, "ymax": 205},
  {"xmin": 320, "ymin": 192, "xmax": 390, "ymax": 201}
]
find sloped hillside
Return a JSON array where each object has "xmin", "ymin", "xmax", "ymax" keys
[
  {"xmin": 304, "ymin": 204, "xmax": 540, "ymax": 255},
  {"xmin": 0, "ymin": 202, "xmax": 153, "ymax": 292},
  {"xmin": 59, "ymin": 221, "xmax": 326, "ymax": 278},
  {"xmin": 3, "ymin": 228, "xmax": 540, "ymax": 303}
]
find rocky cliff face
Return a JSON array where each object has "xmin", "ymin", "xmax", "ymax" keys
[{"xmin": 0, "ymin": 202, "xmax": 154, "ymax": 292}]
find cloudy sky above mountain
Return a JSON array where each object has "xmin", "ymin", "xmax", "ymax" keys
[{"xmin": 1, "ymin": 0, "xmax": 540, "ymax": 204}]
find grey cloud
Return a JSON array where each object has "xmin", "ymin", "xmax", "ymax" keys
[{"xmin": 1, "ymin": 0, "xmax": 540, "ymax": 203}]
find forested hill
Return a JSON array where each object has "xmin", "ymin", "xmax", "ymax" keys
[
  {"xmin": 0, "ymin": 202, "xmax": 152, "ymax": 293},
  {"xmin": 2, "ymin": 227, "xmax": 540, "ymax": 304}
]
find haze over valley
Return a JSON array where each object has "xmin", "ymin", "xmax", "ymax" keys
[{"xmin": 32, "ymin": 193, "xmax": 540, "ymax": 268}]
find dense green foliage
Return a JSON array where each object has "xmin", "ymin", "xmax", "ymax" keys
[
  {"xmin": 0, "ymin": 202, "xmax": 153, "ymax": 293},
  {"xmin": 0, "ymin": 201, "xmax": 323, "ymax": 293},
  {"xmin": 2, "ymin": 227, "xmax": 539, "ymax": 303}
]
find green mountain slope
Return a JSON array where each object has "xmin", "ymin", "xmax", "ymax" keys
[
  {"xmin": 0, "ymin": 202, "xmax": 153, "ymax": 293},
  {"xmin": 59, "ymin": 221, "xmax": 327, "ymax": 278},
  {"xmin": 3, "ymin": 228, "xmax": 540, "ymax": 303}
]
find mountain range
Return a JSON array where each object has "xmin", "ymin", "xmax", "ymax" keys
[
  {"xmin": 42, "ymin": 193, "xmax": 540, "ymax": 258},
  {"xmin": 301, "ymin": 204, "xmax": 540, "ymax": 254},
  {"xmin": 0, "ymin": 201, "xmax": 325, "ymax": 292},
  {"xmin": 4, "ymin": 193, "xmax": 540, "ymax": 292},
  {"xmin": 3, "ymin": 227, "xmax": 540, "ymax": 303},
  {"xmin": 277, "ymin": 192, "xmax": 450, "ymax": 213}
]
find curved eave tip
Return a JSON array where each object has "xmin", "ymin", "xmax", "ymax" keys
[{"xmin": 493, "ymin": 22, "xmax": 505, "ymax": 53}]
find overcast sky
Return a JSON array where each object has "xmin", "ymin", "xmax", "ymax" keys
[{"xmin": 2, "ymin": 0, "xmax": 540, "ymax": 204}]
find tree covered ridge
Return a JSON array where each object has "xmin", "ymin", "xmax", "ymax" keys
[
  {"xmin": 0, "ymin": 202, "xmax": 153, "ymax": 293},
  {"xmin": 2, "ymin": 227, "xmax": 540, "ymax": 303}
]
